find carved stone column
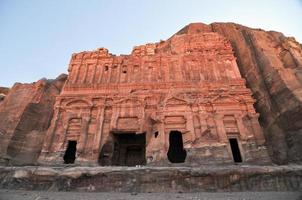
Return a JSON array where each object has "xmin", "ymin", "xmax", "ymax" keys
[
  {"xmin": 77, "ymin": 116, "xmax": 90, "ymax": 154},
  {"xmin": 250, "ymin": 113, "xmax": 266, "ymax": 145},
  {"xmin": 45, "ymin": 104, "xmax": 61, "ymax": 152},
  {"xmin": 72, "ymin": 65, "xmax": 80, "ymax": 84},
  {"xmin": 110, "ymin": 106, "xmax": 118, "ymax": 130},
  {"xmin": 139, "ymin": 104, "xmax": 146, "ymax": 133},
  {"xmin": 82, "ymin": 64, "xmax": 88, "ymax": 83},
  {"xmin": 98, "ymin": 65, "xmax": 104, "ymax": 84},
  {"xmin": 235, "ymin": 113, "xmax": 248, "ymax": 140},
  {"xmin": 186, "ymin": 112, "xmax": 196, "ymax": 142},
  {"xmin": 214, "ymin": 113, "xmax": 228, "ymax": 142},
  {"xmin": 38, "ymin": 102, "xmax": 62, "ymax": 163},
  {"xmin": 93, "ymin": 105, "xmax": 105, "ymax": 159},
  {"xmin": 57, "ymin": 113, "xmax": 70, "ymax": 152},
  {"xmin": 199, "ymin": 113, "xmax": 208, "ymax": 138},
  {"xmin": 108, "ymin": 65, "xmax": 112, "ymax": 83}
]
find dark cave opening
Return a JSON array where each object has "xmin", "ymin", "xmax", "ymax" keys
[
  {"xmin": 111, "ymin": 133, "xmax": 146, "ymax": 166},
  {"xmin": 63, "ymin": 140, "xmax": 77, "ymax": 164},
  {"xmin": 229, "ymin": 138, "xmax": 242, "ymax": 163},
  {"xmin": 167, "ymin": 131, "xmax": 187, "ymax": 163}
]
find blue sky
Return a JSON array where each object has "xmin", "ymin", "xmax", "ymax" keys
[{"xmin": 1, "ymin": 0, "xmax": 302, "ymax": 87}]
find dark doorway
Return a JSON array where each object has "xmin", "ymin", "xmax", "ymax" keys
[
  {"xmin": 63, "ymin": 141, "xmax": 77, "ymax": 164},
  {"xmin": 112, "ymin": 133, "xmax": 146, "ymax": 166},
  {"xmin": 167, "ymin": 131, "xmax": 187, "ymax": 163},
  {"xmin": 229, "ymin": 138, "xmax": 242, "ymax": 163}
]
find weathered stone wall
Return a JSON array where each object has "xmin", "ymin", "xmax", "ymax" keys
[
  {"xmin": 0, "ymin": 74, "xmax": 67, "ymax": 165},
  {"xmin": 175, "ymin": 23, "xmax": 302, "ymax": 164},
  {"xmin": 38, "ymin": 30, "xmax": 270, "ymax": 166},
  {"xmin": 0, "ymin": 165, "xmax": 301, "ymax": 192},
  {"xmin": 1, "ymin": 22, "xmax": 301, "ymax": 166},
  {"xmin": 209, "ymin": 23, "xmax": 302, "ymax": 164}
]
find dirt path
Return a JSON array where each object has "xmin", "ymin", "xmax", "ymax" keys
[{"xmin": 0, "ymin": 190, "xmax": 301, "ymax": 200}]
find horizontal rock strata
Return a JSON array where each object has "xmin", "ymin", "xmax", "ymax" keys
[{"xmin": 0, "ymin": 165, "xmax": 301, "ymax": 192}]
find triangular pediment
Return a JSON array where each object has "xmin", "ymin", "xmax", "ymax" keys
[{"xmin": 166, "ymin": 97, "xmax": 188, "ymax": 105}]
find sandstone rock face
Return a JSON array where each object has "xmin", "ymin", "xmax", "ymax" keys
[
  {"xmin": 0, "ymin": 87, "xmax": 10, "ymax": 103},
  {"xmin": 206, "ymin": 23, "xmax": 302, "ymax": 164},
  {"xmin": 0, "ymin": 165, "xmax": 301, "ymax": 192},
  {"xmin": 38, "ymin": 27, "xmax": 270, "ymax": 166},
  {"xmin": 175, "ymin": 23, "xmax": 302, "ymax": 164},
  {"xmin": 0, "ymin": 22, "xmax": 301, "ymax": 166},
  {"xmin": 0, "ymin": 74, "xmax": 67, "ymax": 165}
]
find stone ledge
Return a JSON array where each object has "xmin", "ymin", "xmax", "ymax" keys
[{"xmin": 0, "ymin": 165, "xmax": 301, "ymax": 192}]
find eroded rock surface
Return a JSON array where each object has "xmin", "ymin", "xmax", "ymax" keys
[
  {"xmin": 0, "ymin": 165, "xmax": 301, "ymax": 192},
  {"xmin": 207, "ymin": 23, "xmax": 302, "ymax": 164},
  {"xmin": 0, "ymin": 87, "xmax": 10, "ymax": 103},
  {"xmin": 0, "ymin": 74, "xmax": 67, "ymax": 165},
  {"xmin": 176, "ymin": 22, "xmax": 302, "ymax": 164},
  {"xmin": 0, "ymin": 22, "xmax": 301, "ymax": 166},
  {"xmin": 38, "ymin": 24, "xmax": 270, "ymax": 166}
]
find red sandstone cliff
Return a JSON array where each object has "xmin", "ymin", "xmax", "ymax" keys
[
  {"xmin": 0, "ymin": 74, "xmax": 67, "ymax": 165},
  {"xmin": 179, "ymin": 23, "xmax": 302, "ymax": 164},
  {"xmin": 0, "ymin": 22, "xmax": 301, "ymax": 165}
]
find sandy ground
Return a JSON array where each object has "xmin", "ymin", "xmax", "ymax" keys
[{"xmin": 0, "ymin": 190, "xmax": 301, "ymax": 200}]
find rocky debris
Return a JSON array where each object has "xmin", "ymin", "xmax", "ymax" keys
[
  {"xmin": 0, "ymin": 165, "xmax": 301, "ymax": 192},
  {"xmin": 0, "ymin": 74, "xmax": 67, "ymax": 165}
]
